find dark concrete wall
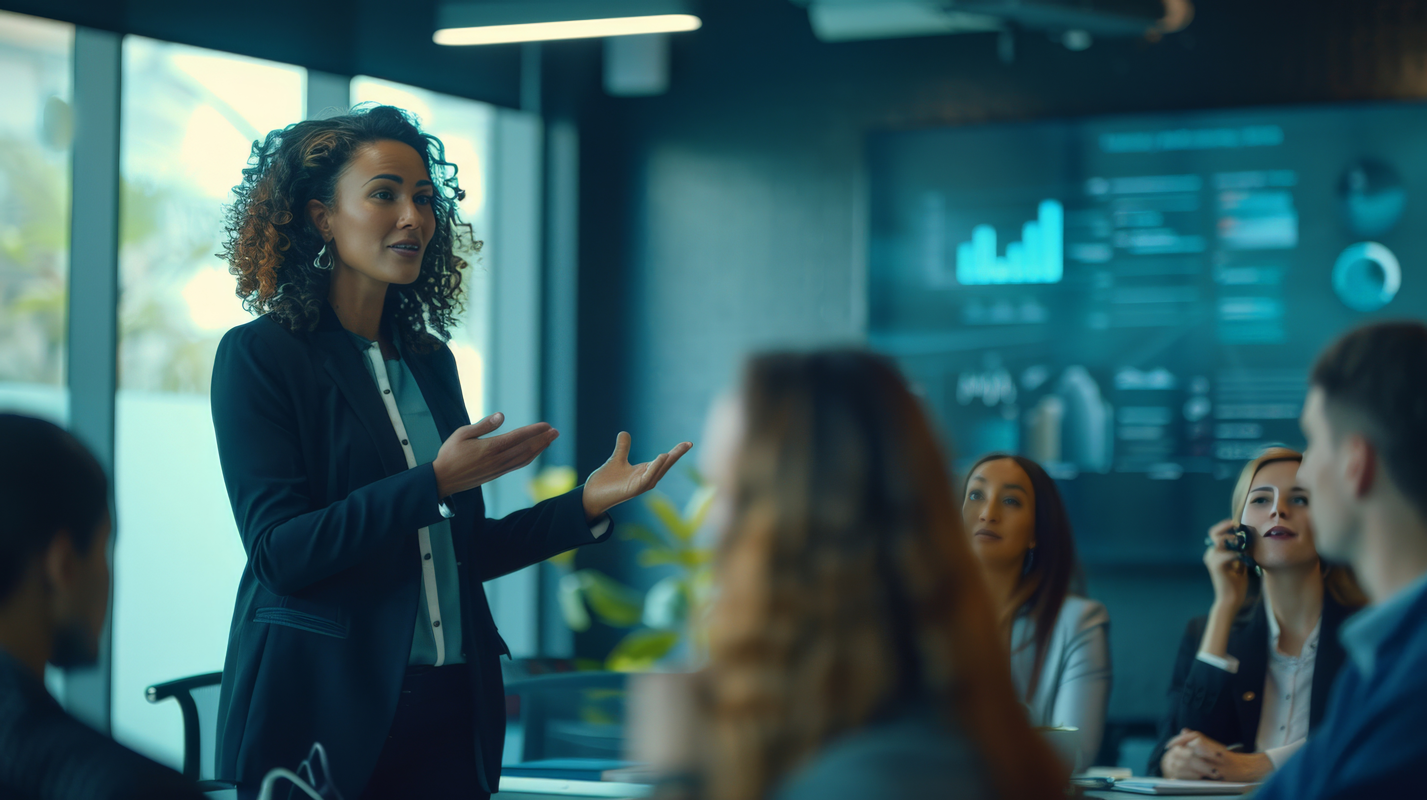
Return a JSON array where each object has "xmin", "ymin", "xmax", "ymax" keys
[{"xmin": 555, "ymin": 0, "xmax": 1427, "ymax": 732}]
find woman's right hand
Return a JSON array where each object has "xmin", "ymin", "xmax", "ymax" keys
[
  {"xmin": 432, "ymin": 412, "xmax": 561, "ymax": 499},
  {"xmin": 1203, "ymin": 519, "xmax": 1249, "ymax": 615}
]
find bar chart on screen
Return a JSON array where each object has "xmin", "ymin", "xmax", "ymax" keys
[{"xmin": 956, "ymin": 199, "xmax": 1065, "ymax": 285}]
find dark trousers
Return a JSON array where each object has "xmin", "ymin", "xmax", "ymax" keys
[
  {"xmin": 239, "ymin": 664, "xmax": 484, "ymax": 800},
  {"xmin": 360, "ymin": 664, "xmax": 484, "ymax": 799}
]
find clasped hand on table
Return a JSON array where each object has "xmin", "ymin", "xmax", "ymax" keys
[
  {"xmin": 1160, "ymin": 729, "xmax": 1272, "ymax": 783},
  {"xmin": 433, "ymin": 412, "xmax": 693, "ymax": 520}
]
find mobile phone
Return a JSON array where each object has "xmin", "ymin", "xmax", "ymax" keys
[{"xmin": 1224, "ymin": 524, "xmax": 1258, "ymax": 571}]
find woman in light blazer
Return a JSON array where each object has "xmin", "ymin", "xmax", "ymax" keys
[
  {"xmin": 962, "ymin": 454, "xmax": 1111, "ymax": 770},
  {"xmin": 211, "ymin": 105, "xmax": 690, "ymax": 799}
]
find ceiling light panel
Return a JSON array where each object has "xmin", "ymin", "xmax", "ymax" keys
[{"xmin": 436, "ymin": 1, "xmax": 701, "ymax": 45}]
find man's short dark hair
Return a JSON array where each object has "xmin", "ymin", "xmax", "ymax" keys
[
  {"xmin": 0, "ymin": 414, "xmax": 110, "ymax": 601},
  {"xmin": 1311, "ymin": 321, "xmax": 1427, "ymax": 522}
]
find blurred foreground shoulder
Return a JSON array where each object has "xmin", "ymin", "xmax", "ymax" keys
[
  {"xmin": 773, "ymin": 705, "xmax": 992, "ymax": 800},
  {"xmin": 0, "ymin": 653, "xmax": 204, "ymax": 800}
]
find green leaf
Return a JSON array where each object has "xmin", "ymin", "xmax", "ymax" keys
[
  {"xmin": 529, "ymin": 465, "xmax": 578, "ymax": 503},
  {"xmin": 558, "ymin": 572, "xmax": 591, "ymax": 632},
  {"xmin": 683, "ymin": 484, "xmax": 717, "ymax": 531},
  {"xmin": 576, "ymin": 570, "xmax": 644, "ymax": 628},
  {"xmin": 620, "ymin": 523, "xmax": 674, "ymax": 550},
  {"xmin": 605, "ymin": 629, "xmax": 681, "ymax": 672},
  {"xmin": 546, "ymin": 549, "xmax": 576, "ymax": 569},
  {"xmin": 679, "ymin": 549, "xmax": 713, "ymax": 568},
  {"xmin": 646, "ymin": 492, "xmax": 691, "ymax": 540},
  {"xmin": 636, "ymin": 548, "xmax": 684, "ymax": 569},
  {"xmin": 642, "ymin": 575, "xmax": 690, "ymax": 629}
]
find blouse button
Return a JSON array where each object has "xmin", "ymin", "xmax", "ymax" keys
[
  {"xmin": 424, "ymin": 553, "xmax": 432, "ymax": 561},
  {"xmin": 1243, "ymin": 691, "xmax": 1256, "ymax": 702},
  {"xmin": 401, "ymin": 439, "xmax": 409, "ymax": 445},
  {"xmin": 433, "ymin": 620, "xmax": 441, "ymax": 628},
  {"xmin": 383, "ymin": 389, "xmax": 391, "ymax": 394}
]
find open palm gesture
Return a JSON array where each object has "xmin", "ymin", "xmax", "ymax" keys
[{"xmin": 583, "ymin": 432, "xmax": 693, "ymax": 520}]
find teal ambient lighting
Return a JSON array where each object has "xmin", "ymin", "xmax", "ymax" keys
[
  {"xmin": 435, "ymin": 1, "xmax": 701, "ymax": 46},
  {"xmin": 956, "ymin": 199, "xmax": 1065, "ymax": 285}
]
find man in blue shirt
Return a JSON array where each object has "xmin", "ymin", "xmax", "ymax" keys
[{"xmin": 1252, "ymin": 322, "xmax": 1427, "ymax": 799}]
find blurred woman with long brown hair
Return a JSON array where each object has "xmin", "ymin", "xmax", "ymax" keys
[
  {"xmin": 700, "ymin": 350, "xmax": 1065, "ymax": 800},
  {"xmin": 961, "ymin": 454, "xmax": 1110, "ymax": 770}
]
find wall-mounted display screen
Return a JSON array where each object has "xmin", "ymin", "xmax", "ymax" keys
[{"xmin": 869, "ymin": 102, "xmax": 1427, "ymax": 562}]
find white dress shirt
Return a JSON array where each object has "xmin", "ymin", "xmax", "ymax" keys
[{"xmin": 1195, "ymin": 592, "xmax": 1319, "ymax": 767}]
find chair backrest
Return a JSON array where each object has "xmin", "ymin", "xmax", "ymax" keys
[
  {"xmin": 503, "ymin": 672, "xmax": 629, "ymax": 764},
  {"xmin": 146, "ymin": 671, "xmax": 223, "ymax": 782},
  {"xmin": 152, "ymin": 670, "xmax": 636, "ymax": 777}
]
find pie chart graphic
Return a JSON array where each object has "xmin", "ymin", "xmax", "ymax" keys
[{"xmin": 1332, "ymin": 241, "xmax": 1401, "ymax": 312}]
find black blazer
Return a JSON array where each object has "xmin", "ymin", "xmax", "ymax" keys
[
  {"xmin": 1147, "ymin": 591, "xmax": 1355, "ymax": 775},
  {"xmin": 0, "ymin": 650, "xmax": 204, "ymax": 800},
  {"xmin": 210, "ymin": 306, "xmax": 609, "ymax": 796}
]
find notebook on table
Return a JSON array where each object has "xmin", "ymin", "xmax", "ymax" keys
[
  {"xmin": 501, "ymin": 758, "xmax": 635, "ymax": 781},
  {"xmin": 1107, "ymin": 777, "xmax": 1259, "ymax": 795}
]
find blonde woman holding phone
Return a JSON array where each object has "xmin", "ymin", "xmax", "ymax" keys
[{"xmin": 1149, "ymin": 447, "xmax": 1365, "ymax": 781}]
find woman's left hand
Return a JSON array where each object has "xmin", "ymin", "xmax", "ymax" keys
[
  {"xmin": 1164, "ymin": 730, "xmax": 1274, "ymax": 782},
  {"xmin": 582, "ymin": 432, "xmax": 694, "ymax": 521}
]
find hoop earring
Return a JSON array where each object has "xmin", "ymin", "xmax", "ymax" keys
[{"xmin": 314, "ymin": 243, "xmax": 333, "ymax": 271}]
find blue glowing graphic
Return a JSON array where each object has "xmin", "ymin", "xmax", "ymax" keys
[
  {"xmin": 1332, "ymin": 241, "xmax": 1401, "ymax": 312},
  {"xmin": 956, "ymin": 199, "xmax": 1064, "ymax": 285}
]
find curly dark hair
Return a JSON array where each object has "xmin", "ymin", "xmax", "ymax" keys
[{"xmin": 220, "ymin": 104, "xmax": 479, "ymax": 352}]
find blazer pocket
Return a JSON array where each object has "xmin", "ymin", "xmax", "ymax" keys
[{"xmin": 254, "ymin": 607, "xmax": 349, "ymax": 639}]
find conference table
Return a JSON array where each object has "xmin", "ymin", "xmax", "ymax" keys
[{"xmin": 489, "ymin": 776, "xmax": 1233, "ymax": 799}]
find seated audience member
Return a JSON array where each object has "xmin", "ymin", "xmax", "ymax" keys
[
  {"xmin": 0, "ymin": 414, "xmax": 204, "ymax": 799},
  {"xmin": 1149, "ymin": 447, "xmax": 1365, "ymax": 781},
  {"xmin": 1254, "ymin": 321, "xmax": 1427, "ymax": 799},
  {"xmin": 700, "ymin": 351, "xmax": 1066, "ymax": 800},
  {"xmin": 961, "ymin": 454, "xmax": 1111, "ymax": 769}
]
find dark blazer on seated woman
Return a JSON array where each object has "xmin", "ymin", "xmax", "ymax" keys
[
  {"xmin": 210, "ymin": 305, "xmax": 609, "ymax": 795},
  {"xmin": 1147, "ymin": 590, "xmax": 1354, "ymax": 775}
]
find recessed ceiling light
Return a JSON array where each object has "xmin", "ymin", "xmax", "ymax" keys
[{"xmin": 436, "ymin": 2, "xmax": 701, "ymax": 46}]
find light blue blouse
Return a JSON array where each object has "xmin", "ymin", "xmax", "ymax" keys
[{"xmin": 348, "ymin": 331, "xmax": 464, "ymax": 666}]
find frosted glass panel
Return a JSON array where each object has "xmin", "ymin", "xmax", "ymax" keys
[{"xmin": 114, "ymin": 35, "xmax": 304, "ymax": 767}]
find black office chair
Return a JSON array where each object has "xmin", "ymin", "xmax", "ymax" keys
[
  {"xmin": 503, "ymin": 671, "xmax": 628, "ymax": 763},
  {"xmin": 145, "ymin": 671, "xmax": 235, "ymax": 792},
  {"xmin": 150, "ymin": 669, "xmax": 633, "ymax": 788}
]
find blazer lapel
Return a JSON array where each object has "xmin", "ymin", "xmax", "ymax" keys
[
  {"xmin": 310, "ymin": 305, "xmax": 408, "ymax": 478},
  {"xmin": 1232, "ymin": 599, "xmax": 1271, "ymax": 747}
]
